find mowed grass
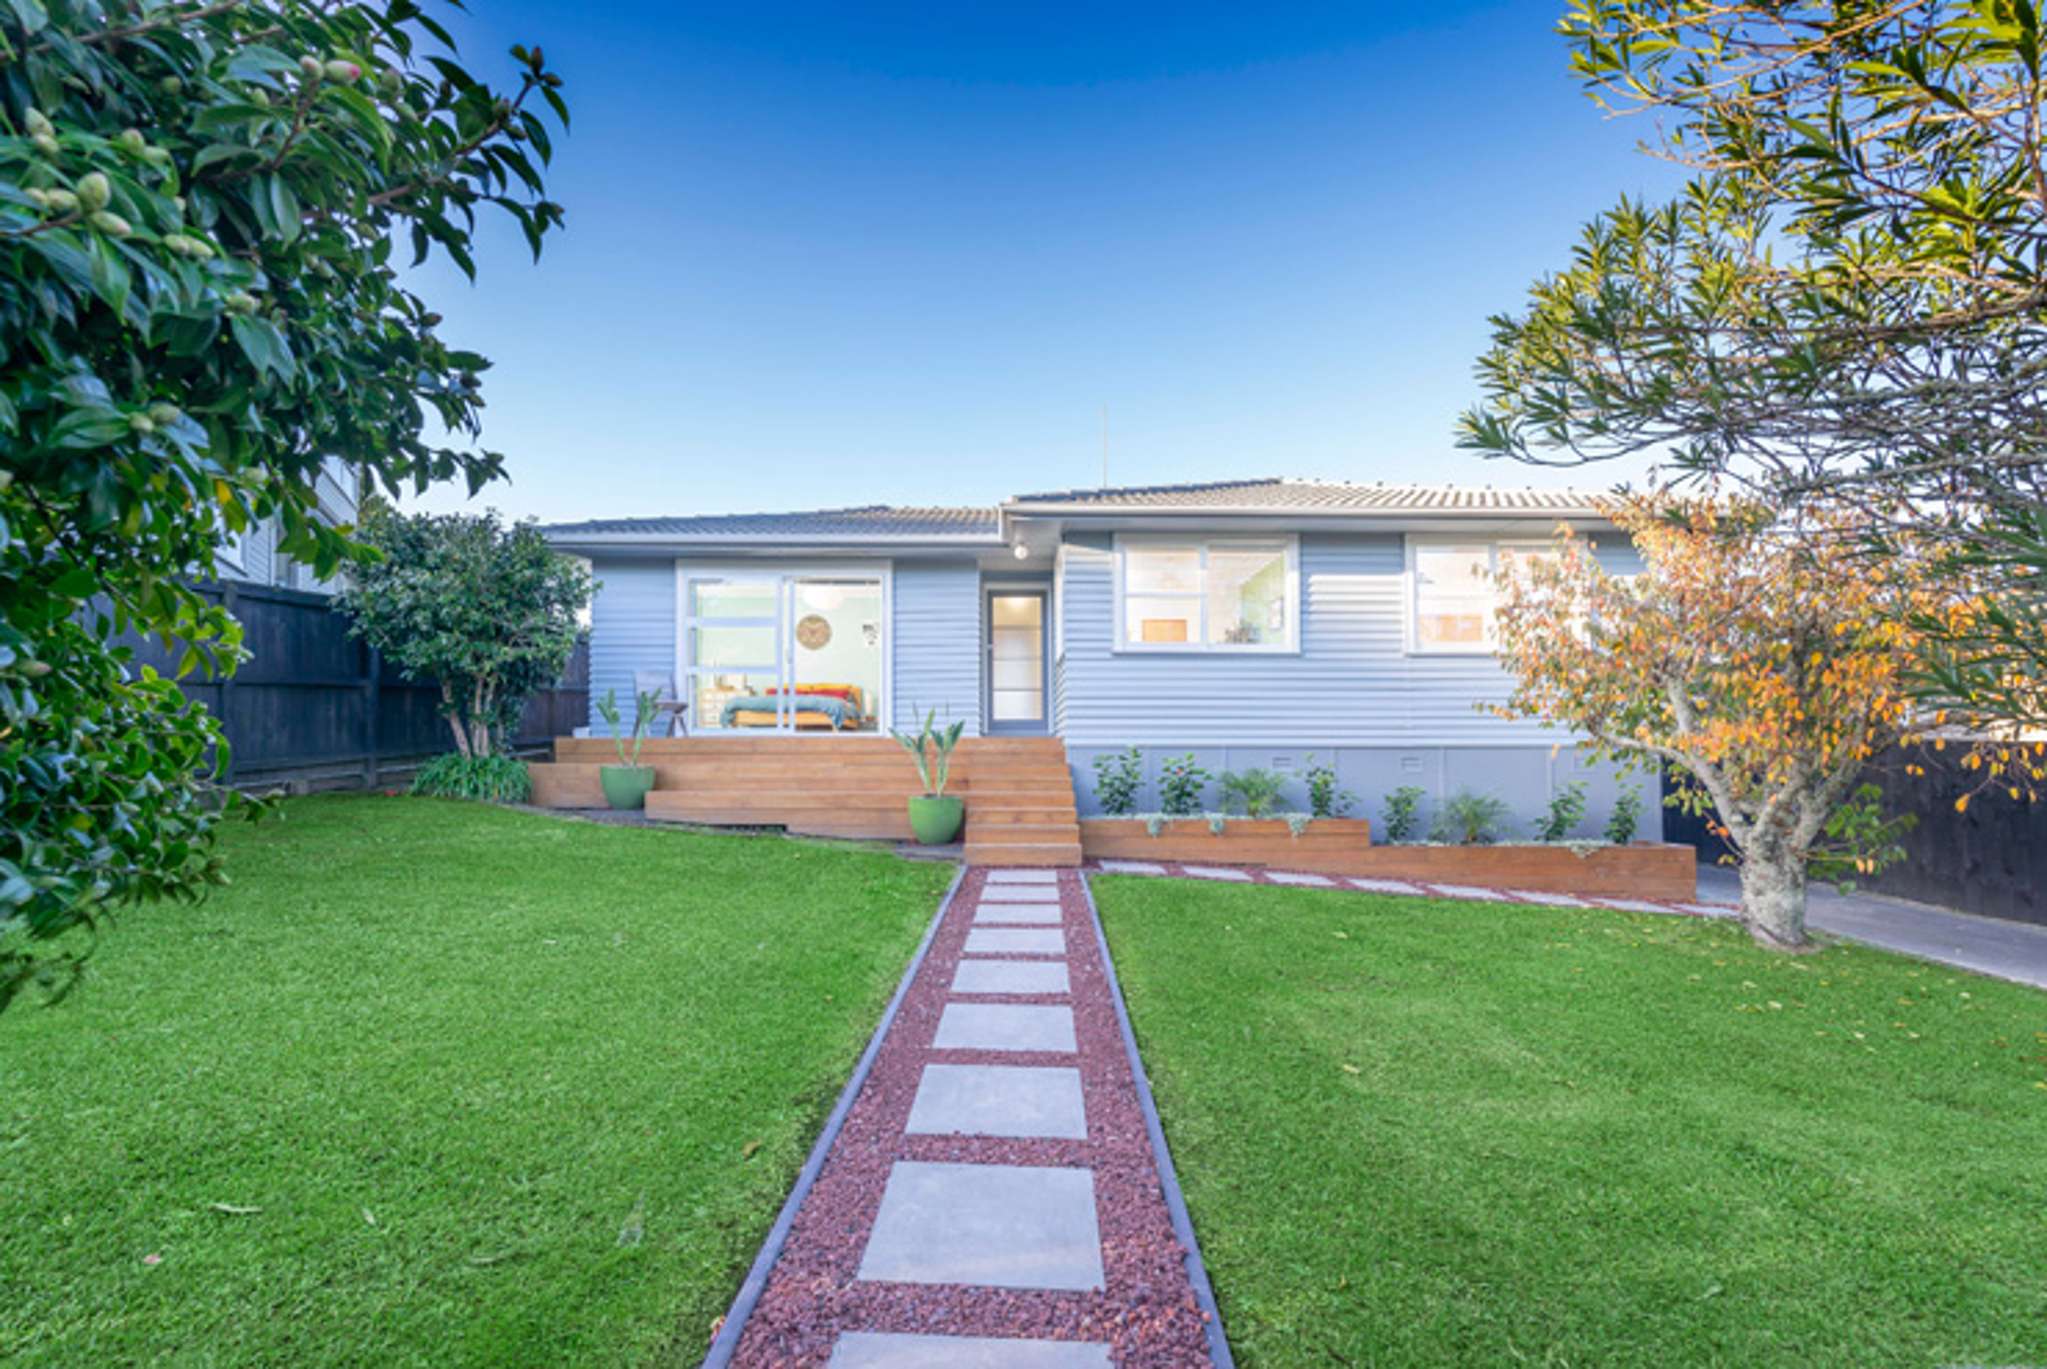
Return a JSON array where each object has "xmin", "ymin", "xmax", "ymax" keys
[
  {"xmin": 1095, "ymin": 876, "xmax": 2047, "ymax": 1368},
  {"xmin": 0, "ymin": 796, "xmax": 951, "ymax": 1366}
]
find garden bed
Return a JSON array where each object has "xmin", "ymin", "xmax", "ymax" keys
[
  {"xmin": 1081, "ymin": 816, "xmax": 1373, "ymax": 870},
  {"xmin": 1080, "ymin": 818, "xmax": 1695, "ymax": 899}
]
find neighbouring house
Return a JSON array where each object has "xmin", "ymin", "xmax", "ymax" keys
[
  {"xmin": 538, "ymin": 479, "xmax": 1645, "ymax": 846},
  {"xmin": 214, "ymin": 456, "xmax": 361, "ymax": 595}
]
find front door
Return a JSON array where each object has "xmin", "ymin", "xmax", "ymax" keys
[{"xmin": 985, "ymin": 588, "xmax": 1049, "ymax": 734}]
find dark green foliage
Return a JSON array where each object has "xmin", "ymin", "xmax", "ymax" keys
[
  {"xmin": 1, "ymin": 2, "xmax": 569, "ymax": 1007},
  {"xmin": 1157, "ymin": 753, "xmax": 1209, "ymax": 817},
  {"xmin": 1090, "ymin": 746, "xmax": 1144, "ymax": 816},
  {"xmin": 1811, "ymin": 783, "xmax": 1915, "ymax": 892},
  {"xmin": 407, "ymin": 753, "xmax": 532, "ymax": 804},
  {"xmin": 338, "ymin": 507, "xmax": 590, "ymax": 758},
  {"xmin": 1097, "ymin": 875, "xmax": 2047, "ymax": 1366},
  {"xmin": 1218, "ymin": 767, "xmax": 1287, "ymax": 819},
  {"xmin": 1303, "ymin": 753, "xmax": 1354, "ymax": 818},
  {"xmin": 1430, "ymin": 789, "xmax": 1509, "ymax": 845},
  {"xmin": 1606, "ymin": 782, "xmax": 1643, "ymax": 845},
  {"xmin": 0, "ymin": 796, "xmax": 949, "ymax": 1361},
  {"xmin": 1535, "ymin": 780, "xmax": 1589, "ymax": 842},
  {"xmin": 1381, "ymin": 785, "xmax": 1425, "ymax": 843}
]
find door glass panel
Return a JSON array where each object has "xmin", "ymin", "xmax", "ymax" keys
[
  {"xmin": 690, "ymin": 579, "xmax": 776, "ymax": 619},
  {"xmin": 989, "ymin": 595, "xmax": 1045, "ymax": 724},
  {"xmin": 693, "ymin": 624, "xmax": 775, "ymax": 669},
  {"xmin": 787, "ymin": 578, "xmax": 882, "ymax": 731},
  {"xmin": 696, "ymin": 672, "xmax": 782, "ymax": 728}
]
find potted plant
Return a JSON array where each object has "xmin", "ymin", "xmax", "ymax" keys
[
  {"xmin": 893, "ymin": 708, "xmax": 966, "ymax": 844},
  {"xmin": 594, "ymin": 687, "xmax": 661, "ymax": 810}
]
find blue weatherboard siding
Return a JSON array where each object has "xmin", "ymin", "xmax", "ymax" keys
[
  {"xmin": 892, "ymin": 561, "xmax": 982, "ymax": 734},
  {"xmin": 1054, "ymin": 531, "xmax": 1640, "ymax": 748},
  {"xmin": 585, "ymin": 557, "xmax": 679, "ymax": 733},
  {"xmin": 1053, "ymin": 530, "xmax": 1648, "ymax": 836}
]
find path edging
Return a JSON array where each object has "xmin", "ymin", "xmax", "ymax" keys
[
  {"xmin": 699, "ymin": 863, "xmax": 968, "ymax": 1369},
  {"xmin": 1079, "ymin": 872, "xmax": 1236, "ymax": 1369}
]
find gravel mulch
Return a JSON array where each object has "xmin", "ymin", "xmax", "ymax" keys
[{"xmin": 725, "ymin": 867, "xmax": 1218, "ymax": 1367}]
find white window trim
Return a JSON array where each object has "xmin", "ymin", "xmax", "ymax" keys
[
  {"xmin": 1111, "ymin": 533, "xmax": 1300, "ymax": 654},
  {"xmin": 1404, "ymin": 537, "xmax": 1557, "ymax": 656}
]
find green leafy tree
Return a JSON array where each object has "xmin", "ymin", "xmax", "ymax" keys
[
  {"xmin": 1, "ymin": 1, "xmax": 569, "ymax": 1008},
  {"xmin": 337, "ymin": 508, "xmax": 589, "ymax": 759},
  {"xmin": 1459, "ymin": 0, "xmax": 2047, "ymax": 729}
]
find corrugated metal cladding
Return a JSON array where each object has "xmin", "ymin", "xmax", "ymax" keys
[
  {"xmin": 1054, "ymin": 531, "xmax": 1641, "ymax": 748},
  {"xmin": 584, "ymin": 557, "xmax": 678, "ymax": 732},
  {"xmin": 892, "ymin": 561, "xmax": 982, "ymax": 734}
]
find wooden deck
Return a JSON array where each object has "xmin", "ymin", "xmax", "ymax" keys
[{"xmin": 527, "ymin": 735, "xmax": 1084, "ymax": 866}]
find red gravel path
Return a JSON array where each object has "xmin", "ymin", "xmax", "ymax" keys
[{"xmin": 725, "ymin": 867, "xmax": 1217, "ymax": 1366}]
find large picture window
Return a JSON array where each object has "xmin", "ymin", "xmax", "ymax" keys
[
  {"xmin": 1409, "ymin": 540, "xmax": 1558, "ymax": 653},
  {"xmin": 1115, "ymin": 537, "xmax": 1297, "ymax": 652}
]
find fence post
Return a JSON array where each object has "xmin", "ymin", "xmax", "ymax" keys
[
  {"xmin": 218, "ymin": 580, "xmax": 238, "ymax": 784},
  {"xmin": 362, "ymin": 644, "xmax": 381, "ymax": 790}
]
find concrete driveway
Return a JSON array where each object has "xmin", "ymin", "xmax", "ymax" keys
[{"xmin": 1697, "ymin": 865, "xmax": 2047, "ymax": 990}]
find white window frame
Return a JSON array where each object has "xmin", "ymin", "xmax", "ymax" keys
[
  {"xmin": 672, "ymin": 559, "xmax": 894, "ymax": 735},
  {"xmin": 1405, "ymin": 537, "xmax": 1558, "ymax": 655},
  {"xmin": 1111, "ymin": 534, "xmax": 1300, "ymax": 654}
]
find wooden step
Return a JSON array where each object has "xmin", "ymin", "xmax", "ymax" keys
[
  {"xmin": 967, "ymin": 806, "xmax": 1079, "ymax": 825},
  {"xmin": 963, "ymin": 841, "xmax": 1083, "ymax": 867}
]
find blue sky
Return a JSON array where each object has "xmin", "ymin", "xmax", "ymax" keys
[{"xmin": 409, "ymin": 1, "xmax": 1678, "ymax": 522}]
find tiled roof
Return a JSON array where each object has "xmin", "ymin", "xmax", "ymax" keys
[
  {"xmin": 1005, "ymin": 478, "xmax": 1604, "ymax": 513},
  {"xmin": 539, "ymin": 505, "xmax": 1001, "ymax": 540}
]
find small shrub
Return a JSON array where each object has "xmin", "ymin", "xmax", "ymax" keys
[
  {"xmin": 410, "ymin": 753, "xmax": 533, "ymax": 804},
  {"xmin": 1536, "ymin": 780, "xmax": 1589, "ymax": 842},
  {"xmin": 1219, "ymin": 767, "xmax": 1287, "ymax": 818},
  {"xmin": 1285, "ymin": 812, "xmax": 1312, "ymax": 838},
  {"xmin": 1158, "ymin": 754, "xmax": 1211, "ymax": 816},
  {"xmin": 1144, "ymin": 813, "xmax": 1168, "ymax": 837},
  {"xmin": 1381, "ymin": 785, "xmax": 1426, "ymax": 843},
  {"xmin": 1606, "ymin": 783, "xmax": 1644, "ymax": 844},
  {"xmin": 1430, "ymin": 790, "xmax": 1510, "ymax": 844},
  {"xmin": 1304, "ymin": 754, "xmax": 1355, "ymax": 818},
  {"xmin": 1205, "ymin": 812, "xmax": 1228, "ymax": 836},
  {"xmin": 1091, "ymin": 746, "xmax": 1145, "ymax": 816}
]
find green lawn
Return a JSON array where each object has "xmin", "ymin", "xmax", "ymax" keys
[
  {"xmin": 0, "ymin": 796, "xmax": 950, "ymax": 1366},
  {"xmin": 1096, "ymin": 877, "xmax": 2047, "ymax": 1368}
]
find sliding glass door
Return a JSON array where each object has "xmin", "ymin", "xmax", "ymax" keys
[{"xmin": 682, "ymin": 568, "xmax": 885, "ymax": 733}]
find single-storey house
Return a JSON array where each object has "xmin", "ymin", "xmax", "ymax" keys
[{"xmin": 538, "ymin": 479, "xmax": 1645, "ymax": 855}]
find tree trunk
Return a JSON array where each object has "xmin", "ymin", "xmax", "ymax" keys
[
  {"xmin": 1739, "ymin": 841, "xmax": 1811, "ymax": 950},
  {"xmin": 442, "ymin": 684, "xmax": 472, "ymax": 758}
]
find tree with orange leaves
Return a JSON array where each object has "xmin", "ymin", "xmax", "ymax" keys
[{"xmin": 1493, "ymin": 495, "xmax": 1967, "ymax": 950}]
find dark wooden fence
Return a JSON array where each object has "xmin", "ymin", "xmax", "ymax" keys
[
  {"xmin": 126, "ymin": 581, "xmax": 588, "ymax": 793},
  {"xmin": 1662, "ymin": 751, "xmax": 2047, "ymax": 927}
]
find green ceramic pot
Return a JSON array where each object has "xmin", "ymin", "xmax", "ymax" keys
[
  {"xmin": 600, "ymin": 764, "xmax": 656, "ymax": 811},
  {"xmin": 907, "ymin": 795, "xmax": 965, "ymax": 845}
]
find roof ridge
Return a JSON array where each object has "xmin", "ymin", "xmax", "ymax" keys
[{"xmin": 1009, "ymin": 477, "xmax": 1283, "ymax": 503}]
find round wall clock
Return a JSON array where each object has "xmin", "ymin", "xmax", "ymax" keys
[{"xmin": 795, "ymin": 613, "xmax": 832, "ymax": 650}]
